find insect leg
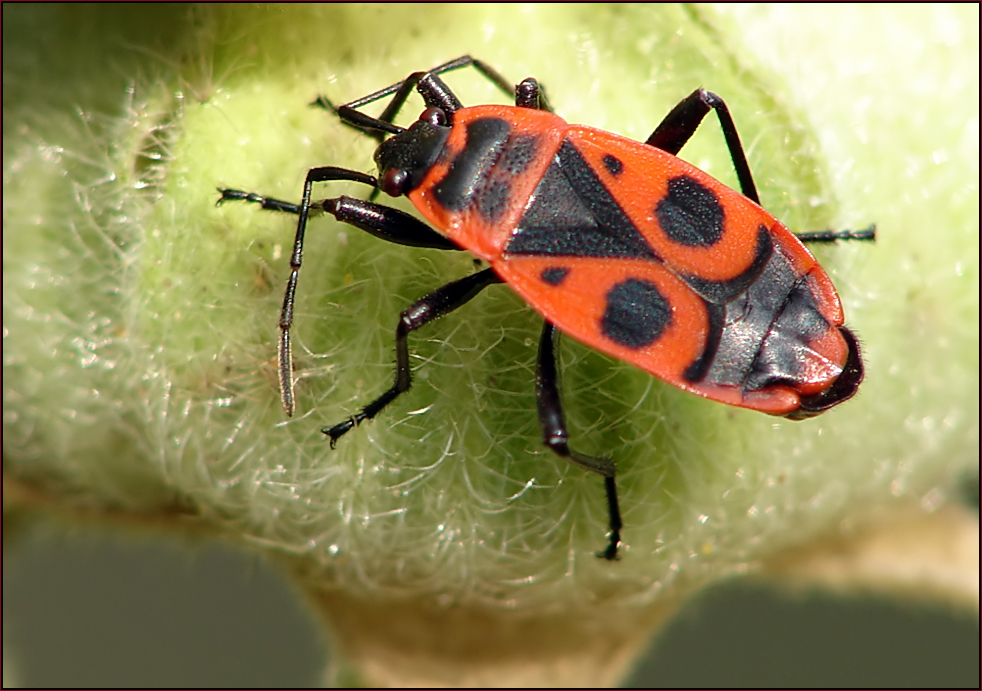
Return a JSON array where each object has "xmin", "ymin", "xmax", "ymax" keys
[
  {"xmin": 645, "ymin": 88, "xmax": 760, "ymax": 204},
  {"xmin": 347, "ymin": 56, "xmax": 515, "ymax": 120},
  {"xmin": 536, "ymin": 321, "xmax": 623, "ymax": 561},
  {"xmin": 312, "ymin": 56, "xmax": 519, "ymax": 139},
  {"xmin": 219, "ymin": 167, "xmax": 462, "ymax": 417},
  {"xmin": 323, "ymin": 268, "xmax": 503, "ymax": 446},
  {"xmin": 217, "ymin": 189, "xmax": 460, "ymax": 251},
  {"xmin": 216, "ymin": 188, "xmax": 303, "ymax": 214},
  {"xmin": 794, "ymin": 224, "xmax": 877, "ymax": 244},
  {"xmin": 514, "ymin": 77, "xmax": 554, "ymax": 112}
]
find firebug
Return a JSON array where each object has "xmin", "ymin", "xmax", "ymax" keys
[{"xmin": 218, "ymin": 56, "xmax": 873, "ymax": 560}]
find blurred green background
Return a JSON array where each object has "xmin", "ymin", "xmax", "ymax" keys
[{"xmin": 4, "ymin": 524, "xmax": 978, "ymax": 687}]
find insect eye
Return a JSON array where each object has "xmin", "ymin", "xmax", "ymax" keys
[
  {"xmin": 421, "ymin": 107, "xmax": 447, "ymax": 127},
  {"xmin": 381, "ymin": 168, "xmax": 410, "ymax": 197}
]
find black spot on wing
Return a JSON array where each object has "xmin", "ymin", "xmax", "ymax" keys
[
  {"xmin": 603, "ymin": 154, "xmax": 623, "ymax": 176},
  {"xmin": 601, "ymin": 279, "xmax": 672, "ymax": 349},
  {"xmin": 684, "ymin": 226, "xmax": 773, "ymax": 304},
  {"xmin": 540, "ymin": 267, "xmax": 570, "ymax": 286},
  {"xmin": 507, "ymin": 140, "xmax": 657, "ymax": 259},
  {"xmin": 656, "ymin": 175, "xmax": 725, "ymax": 247}
]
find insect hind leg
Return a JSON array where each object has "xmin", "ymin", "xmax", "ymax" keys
[
  {"xmin": 646, "ymin": 88, "xmax": 760, "ymax": 205},
  {"xmin": 536, "ymin": 321, "xmax": 623, "ymax": 561},
  {"xmin": 794, "ymin": 224, "xmax": 877, "ymax": 243}
]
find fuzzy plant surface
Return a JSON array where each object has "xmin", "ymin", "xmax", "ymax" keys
[{"xmin": 4, "ymin": 4, "xmax": 978, "ymax": 687}]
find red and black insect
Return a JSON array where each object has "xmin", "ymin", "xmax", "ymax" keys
[{"xmin": 219, "ymin": 56, "xmax": 872, "ymax": 560}]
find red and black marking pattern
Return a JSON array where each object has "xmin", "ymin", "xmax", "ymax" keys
[
  {"xmin": 411, "ymin": 106, "xmax": 854, "ymax": 417},
  {"xmin": 219, "ymin": 56, "xmax": 869, "ymax": 559}
]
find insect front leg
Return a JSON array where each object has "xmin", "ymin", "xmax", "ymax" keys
[
  {"xmin": 323, "ymin": 268, "xmax": 503, "ymax": 446},
  {"xmin": 218, "ymin": 189, "xmax": 461, "ymax": 250},
  {"xmin": 312, "ymin": 55, "xmax": 519, "ymax": 139},
  {"xmin": 218, "ymin": 166, "xmax": 463, "ymax": 416},
  {"xmin": 536, "ymin": 321, "xmax": 623, "ymax": 561}
]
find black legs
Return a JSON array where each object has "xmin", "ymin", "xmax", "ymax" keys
[
  {"xmin": 216, "ymin": 188, "xmax": 460, "ymax": 250},
  {"xmin": 647, "ymin": 88, "xmax": 761, "ymax": 204},
  {"xmin": 312, "ymin": 55, "xmax": 529, "ymax": 139},
  {"xmin": 647, "ymin": 88, "xmax": 877, "ymax": 245},
  {"xmin": 217, "ymin": 166, "xmax": 462, "ymax": 416},
  {"xmin": 322, "ymin": 268, "xmax": 502, "ymax": 446},
  {"xmin": 794, "ymin": 225, "xmax": 877, "ymax": 243},
  {"xmin": 537, "ymin": 322, "xmax": 623, "ymax": 560}
]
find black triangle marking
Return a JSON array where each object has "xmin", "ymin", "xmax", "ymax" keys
[{"xmin": 506, "ymin": 140, "xmax": 658, "ymax": 259}]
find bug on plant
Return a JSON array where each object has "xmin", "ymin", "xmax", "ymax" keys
[{"xmin": 218, "ymin": 56, "xmax": 872, "ymax": 560}]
